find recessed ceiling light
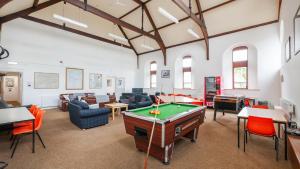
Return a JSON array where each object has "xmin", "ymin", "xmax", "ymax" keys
[
  {"xmin": 158, "ymin": 7, "xmax": 179, "ymax": 24},
  {"xmin": 187, "ymin": 28, "xmax": 200, "ymax": 38},
  {"xmin": 8, "ymin": 61, "xmax": 18, "ymax": 65},
  {"xmin": 53, "ymin": 14, "xmax": 88, "ymax": 28},
  {"xmin": 108, "ymin": 33, "xmax": 128, "ymax": 42},
  {"xmin": 141, "ymin": 44, "xmax": 154, "ymax": 50}
]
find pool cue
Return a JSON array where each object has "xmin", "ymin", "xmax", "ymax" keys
[{"xmin": 143, "ymin": 89, "xmax": 162, "ymax": 169}]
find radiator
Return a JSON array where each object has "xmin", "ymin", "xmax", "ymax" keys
[
  {"xmin": 41, "ymin": 95, "xmax": 59, "ymax": 108},
  {"xmin": 280, "ymin": 98, "xmax": 295, "ymax": 115}
]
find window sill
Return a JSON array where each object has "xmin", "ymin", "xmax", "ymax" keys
[{"xmin": 223, "ymin": 88, "xmax": 260, "ymax": 91}]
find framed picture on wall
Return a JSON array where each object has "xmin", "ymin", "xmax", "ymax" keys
[
  {"xmin": 89, "ymin": 73, "xmax": 102, "ymax": 89},
  {"xmin": 5, "ymin": 78, "xmax": 14, "ymax": 87},
  {"xmin": 161, "ymin": 70, "xmax": 170, "ymax": 78},
  {"xmin": 34, "ymin": 72, "xmax": 59, "ymax": 89},
  {"xmin": 66, "ymin": 68, "xmax": 84, "ymax": 90},
  {"xmin": 294, "ymin": 5, "xmax": 300, "ymax": 55},
  {"xmin": 116, "ymin": 77, "xmax": 125, "ymax": 89},
  {"xmin": 285, "ymin": 36, "xmax": 291, "ymax": 62}
]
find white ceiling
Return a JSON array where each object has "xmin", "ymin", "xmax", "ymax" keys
[{"xmin": 0, "ymin": 0, "xmax": 280, "ymax": 54}]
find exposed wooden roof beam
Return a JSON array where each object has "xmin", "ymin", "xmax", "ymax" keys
[
  {"xmin": 132, "ymin": 0, "xmax": 167, "ymax": 64},
  {"xmin": 23, "ymin": 15, "xmax": 132, "ymax": 49},
  {"xmin": 0, "ymin": 0, "xmax": 12, "ymax": 8},
  {"xmin": 118, "ymin": 25, "xmax": 139, "ymax": 67},
  {"xmin": 65, "ymin": 0, "xmax": 156, "ymax": 40},
  {"xmin": 33, "ymin": 0, "xmax": 40, "ymax": 8},
  {"xmin": 172, "ymin": 0, "xmax": 209, "ymax": 60},
  {"xmin": 118, "ymin": 25, "xmax": 138, "ymax": 55},
  {"xmin": 138, "ymin": 20, "xmax": 278, "ymax": 55},
  {"xmin": 129, "ymin": 0, "xmax": 235, "ymax": 41},
  {"xmin": 119, "ymin": 5, "xmax": 141, "ymax": 19},
  {"xmin": 143, "ymin": 4, "xmax": 167, "ymax": 65},
  {"xmin": 195, "ymin": 0, "xmax": 209, "ymax": 60},
  {"xmin": 0, "ymin": 0, "xmax": 62, "ymax": 24}
]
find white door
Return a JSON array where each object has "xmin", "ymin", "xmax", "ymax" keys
[{"xmin": 106, "ymin": 77, "xmax": 116, "ymax": 95}]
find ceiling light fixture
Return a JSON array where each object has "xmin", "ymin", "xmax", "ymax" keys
[
  {"xmin": 53, "ymin": 14, "xmax": 88, "ymax": 28},
  {"xmin": 108, "ymin": 33, "xmax": 128, "ymax": 42},
  {"xmin": 187, "ymin": 28, "xmax": 200, "ymax": 38},
  {"xmin": 158, "ymin": 7, "xmax": 179, "ymax": 24},
  {"xmin": 141, "ymin": 44, "xmax": 154, "ymax": 50},
  {"xmin": 7, "ymin": 61, "xmax": 18, "ymax": 65}
]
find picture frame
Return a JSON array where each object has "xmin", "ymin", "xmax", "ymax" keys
[
  {"xmin": 161, "ymin": 70, "xmax": 170, "ymax": 78},
  {"xmin": 294, "ymin": 5, "xmax": 300, "ymax": 55},
  {"xmin": 285, "ymin": 36, "xmax": 291, "ymax": 62},
  {"xmin": 89, "ymin": 73, "xmax": 102, "ymax": 89},
  {"xmin": 116, "ymin": 77, "xmax": 125, "ymax": 89},
  {"xmin": 34, "ymin": 72, "xmax": 59, "ymax": 89},
  {"xmin": 5, "ymin": 78, "xmax": 14, "ymax": 87},
  {"xmin": 66, "ymin": 68, "xmax": 84, "ymax": 90}
]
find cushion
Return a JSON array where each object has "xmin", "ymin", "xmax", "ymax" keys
[
  {"xmin": 89, "ymin": 104, "xmax": 99, "ymax": 109},
  {"xmin": 72, "ymin": 100, "xmax": 89, "ymax": 109},
  {"xmin": 63, "ymin": 95, "xmax": 70, "ymax": 101},
  {"xmin": 141, "ymin": 97, "xmax": 147, "ymax": 102},
  {"xmin": 120, "ymin": 99, "xmax": 129, "ymax": 104},
  {"xmin": 96, "ymin": 95, "xmax": 110, "ymax": 103},
  {"xmin": 129, "ymin": 96, "xmax": 135, "ymax": 103}
]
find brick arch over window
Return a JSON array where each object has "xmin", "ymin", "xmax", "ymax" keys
[{"xmin": 150, "ymin": 61, "xmax": 157, "ymax": 88}]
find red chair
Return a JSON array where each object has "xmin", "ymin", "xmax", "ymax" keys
[
  {"xmin": 252, "ymin": 105, "xmax": 269, "ymax": 109},
  {"xmin": 244, "ymin": 116, "xmax": 279, "ymax": 160},
  {"xmin": 10, "ymin": 110, "xmax": 46, "ymax": 158},
  {"xmin": 13, "ymin": 107, "xmax": 40, "ymax": 128}
]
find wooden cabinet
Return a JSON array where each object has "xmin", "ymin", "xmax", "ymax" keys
[{"xmin": 288, "ymin": 135, "xmax": 300, "ymax": 169}]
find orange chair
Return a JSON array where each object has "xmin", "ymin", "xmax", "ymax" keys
[
  {"xmin": 13, "ymin": 107, "xmax": 40, "ymax": 128},
  {"xmin": 252, "ymin": 105, "xmax": 269, "ymax": 109},
  {"xmin": 29, "ymin": 105, "xmax": 38, "ymax": 113},
  {"xmin": 244, "ymin": 116, "xmax": 278, "ymax": 160},
  {"xmin": 10, "ymin": 110, "xmax": 46, "ymax": 158}
]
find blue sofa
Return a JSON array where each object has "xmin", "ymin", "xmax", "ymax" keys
[
  {"xmin": 119, "ymin": 93, "xmax": 153, "ymax": 110},
  {"xmin": 68, "ymin": 100, "xmax": 111, "ymax": 129}
]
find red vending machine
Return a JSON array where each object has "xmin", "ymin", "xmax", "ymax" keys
[{"xmin": 204, "ymin": 76, "xmax": 221, "ymax": 107}]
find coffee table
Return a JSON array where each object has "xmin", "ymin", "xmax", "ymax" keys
[{"xmin": 105, "ymin": 103, "xmax": 128, "ymax": 120}]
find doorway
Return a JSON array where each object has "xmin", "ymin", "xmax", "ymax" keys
[
  {"xmin": 106, "ymin": 76, "xmax": 116, "ymax": 95},
  {"xmin": 0, "ymin": 72, "xmax": 22, "ymax": 106}
]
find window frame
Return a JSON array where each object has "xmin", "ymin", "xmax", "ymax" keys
[
  {"xmin": 150, "ymin": 61, "xmax": 157, "ymax": 88},
  {"xmin": 232, "ymin": 46, "xmax": 248, "ymax": 89},
  {"xmin": 182, "ymin": 56, "xmax": 192, "ymax": 89}
]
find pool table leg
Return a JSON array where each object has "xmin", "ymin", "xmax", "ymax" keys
[
  {"xmin": 191, "ymin": 128, "xmax": 197, "ymax": 143},
  {"xmin": 163, "ymin": 144, "xmax": 170, "ymax": 165}
]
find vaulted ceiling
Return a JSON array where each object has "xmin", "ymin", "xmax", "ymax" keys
[{"xmin": 0, "ymin": 0, "xmax": 281, "ymax": 65}]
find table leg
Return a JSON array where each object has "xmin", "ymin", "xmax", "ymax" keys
[
  {"xmin": 278, "ymin": 123, "xmax": 281, "ymax": 138},
  {"xmin": 32, "ymin": 119, "xmax": 35, "ymax": 153},
  {"xmin": 237, "ymin": 117, "xmax": 240, "ymax": 148},
  {"xmin": 126, "ymin": 106, "xmax": 128, "ymax": 111},
  {"xmin": 213, "ymin": 109, "xmax": 217, "ymax": 121},
  {"xmin": 112, "ymin": 108, "xmax": 115, "ymax": 120},
  {"xmin": 284, "ymin": 123, "xmax": 287, "ymax": 160}
]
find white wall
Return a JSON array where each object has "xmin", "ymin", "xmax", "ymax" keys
[
  {"xmin": 0, "ymin": 19, "xmax": 137, "ymax": 107},
  {"xmin": 138, "ymin": 23, "xmax": 281, "ymax": 104},
  {"xmin": 280, "ymin": 0, "xmax": 300, "ymax": 124}
]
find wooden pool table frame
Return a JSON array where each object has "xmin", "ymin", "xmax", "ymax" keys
[{"xmin": 122, "ymin": 104, "xmax": 206, "ymax": 164}]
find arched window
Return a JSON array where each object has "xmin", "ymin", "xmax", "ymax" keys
[
  {"xmin": 232, "ymin": 46, "xmax": 248, "ymax": 89},
  {"xmin": 183, "ymin": 56, "xmax": 192, "ymax": 89},
  {"xmin": 150, "ymin": 61, "xmax": 157, "ymax": 88}
]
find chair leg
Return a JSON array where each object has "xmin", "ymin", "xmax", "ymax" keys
[
  {"xmin": 275, "ymin": 136, "xmax": 279, "ymax": 161},
  {"xmin": 9, "ymin": 133, "xmax": 13, "ymax": 141},
  {"xmin": 11, "ymin": 136, "xmax": 21, "ymax": 158},
  {"xmin": 36, "ymin": 132, "xmax": 46, "ymax": 149},
  {"xmin": 10, "ymin": 135, "xmax": 16, "ymax": 150},
  {"xmin": 246, "ymin": 131, "xmax": 248, "ymax": 144},
  {"xmin": 244, "ymin": 131, "xmax": 246, "ymax": 152}
]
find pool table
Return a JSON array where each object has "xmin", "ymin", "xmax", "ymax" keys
[{"xmin": 122, "ymin": 103, "xmax": 206, "ymax": 164}]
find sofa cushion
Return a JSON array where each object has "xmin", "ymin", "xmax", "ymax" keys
[
  {"xmin": 96, "ymin": 95, "xmax": 110, "ymax": 103},
  {"xmin": 120, "ymin": 99, "xmax": 129, "ymax": 104},
  {"xmin": 72, "ymin": 100, "xmax": 89, "ymax": 109},
  {"xmin": 80, "ymin": 108, "xmax": 110, "ymax": 118},
  {"xmin": 136, "ymin": 101, "xmax": 152, "ymax": 108},
  {"xmin": 89, "ymin": 104, "xmax": 99, "ymax": 109},
  {"xmin": 129, "ymin": 96, "xmax": 135, "ymax": 103}
]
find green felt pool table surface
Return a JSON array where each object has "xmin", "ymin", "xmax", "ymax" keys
[{"xmin": 129, "ymin": 103, "xmax": 199, "ymax": 120}]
